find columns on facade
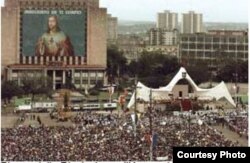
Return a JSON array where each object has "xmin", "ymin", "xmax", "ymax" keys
[
  {"xmin": 53, "ymin": 70, "xmax": 56, "ymax": 90},
  {"xmin": 87, "ymin": 71, "xmax": 90, "ymax": 88},
  {"xmin": 7, "ymin": 68, "xmax": 12, "ymax": 81},
  {"xmin": 62, "ymin": 70, "xmax": 66, "ymax": 85},
  {"xmin": 44, "ymin": 69, "xmax": 47, "ymax": 86},
  {"xmin": 71, "ymin": 69, "xmax": 75, "ymax": 84},
  {"xmin": 80, "ymin": 71, "xmax": 83, "ymax": 89}
]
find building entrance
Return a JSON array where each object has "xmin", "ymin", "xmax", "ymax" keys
[{"xmin": 47, "ymin": 70, "xmax": 66, "ymax": 90}]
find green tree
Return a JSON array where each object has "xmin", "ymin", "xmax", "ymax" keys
[
  {"xmin": 63, "ymin": 92, "xmax": 70, "ymax": 108},
  {"xmin": 107, "ymin": 45, "xmax": 127, "ymax": 83},
  {"xmin": 21, "ymin": 74, "xmax": 53, "ymax": 100},
  {"xmin": 216, "ymin": 59, "xmax": 248, "ymax": 83},
  {"xmin": 1, "ymin": 81, "xmax": 23, "ymax": 103},
  {"xmin": 185, "ymin": 60, "xmax": 210, "ymax": 85},
  {"xmin": 128, "ymin": 51, "xmax": 181, "ymax": 87}
]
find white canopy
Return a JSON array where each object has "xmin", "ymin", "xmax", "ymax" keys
[{"xmin": 127, "ymin": 67, "xmax": 236, "ymax": 108}]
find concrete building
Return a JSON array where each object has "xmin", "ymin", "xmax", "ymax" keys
[
  {"xmin": 149, "ymin": 28, "xmax": 178, "ymax": 46},
  {"xmin": 179, "ymin": 30, "xmax": 248, "ymax": 62},
  {"xmin": 107, "ymin": 14, "xmax": 118, "ymax": 43},
  {"xmin": 157, "ymin": 10, "xmax": 178, "ymax": 30},
  {"xmin": 181, "ymin": 11, "xmax": 204, "ymax": 34},
  {"xmin": 140, "ymin": 45, "xmax": 179, "ymax": 57},
  {"xmin": 117, "ymin": 34, "xmax": 145, "ymax": 63},
  {"xmin": 2, "ymin": 0, "xmax": 107, "ymax": 90}
]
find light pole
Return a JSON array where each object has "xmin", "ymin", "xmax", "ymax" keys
[
  {"xmin": 233, "ymin": 38, "xmax": 239, "ymax": 106},
  {"xmin": 149, "ymin": 88, "xmax": 153, "ymax": 161},
  {"xmin": 133, "ymin": 52, "xmax": 139, "ymax": 137}
]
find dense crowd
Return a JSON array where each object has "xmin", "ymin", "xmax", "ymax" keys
[
  {"xmin": 227, "ymin": 113, "xmax": 248, "ymax": 138},
  {"xmin": 1, "ymin": 110, "xmax": 242, "ymax": 161},
  {"xmin": 198, "ymin": 109, "xmax": 248, "ymax": 138}
]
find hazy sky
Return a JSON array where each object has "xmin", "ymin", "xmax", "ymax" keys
[
  {"xmin": 100, "ymin": 0, "xmax": 248, "ymax": 23},
  {"xmin": 0, "ymin": 0, "xmax": 248, "ymax": 22}
]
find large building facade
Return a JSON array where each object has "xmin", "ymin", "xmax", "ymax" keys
[
  {"xmin": 107, "ymin": 14, "xmax": 118, "ymax": 43},
  {"xmin": 179, "ymin": 30, "xmax": 248, "ymax": 63},
  {"xmin": 157, "ymin": 10, "xmax": 178, "ymax": 30},
  {"xmin": 2, "ymin": 0, "xmax": 107, "ymax": 90},
  {"xmin": 181, "ymin": 11, "xmax": 203, "ymax": 34}
]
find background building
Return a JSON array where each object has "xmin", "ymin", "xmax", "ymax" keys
[
  {"xmin": 117, "ymin": 34, "xmax": 145, "ymax": 63},
  {"xmin": 179, "ymin": 30, "xmax": 248, "ymax": 63},
  {"xmin": 107, "ymin": 14, "xmax": 118, "ymax": 44},
  {"xmin": 149, "ymin": 28, "xmax": 178, "ymax": 46},
  {"xmin": 181, "ymin": 11, "xmax": 204, "ymax": 34},
  {"xmin": 2, "ymin": 0, "xmax": 107, "ymax": 90},
  {"xmin": 157, "ymin": 10, "xmax": 178, "ymax": 30}
]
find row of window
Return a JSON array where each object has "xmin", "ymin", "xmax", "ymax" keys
[
  {"xmin": 181, "ymin": 51, "xmax": 247, "ymax": 59},
  {"xmin": 74, "ymin": 79, "xmax": 103, "ymax": 85},
  {"xmin": 181, "ymin": 44, "xmax": 248, "ymax": 51},
  {"xmin": 181, "ymin": 36, "xmax": 248, "ymax": 43}
]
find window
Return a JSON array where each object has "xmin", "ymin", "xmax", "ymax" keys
[
  {"xmin": 189, "ymin": 37, "xmax": 195, "ymax": 42},
  {"xmin": 229, "ymin": 37, "xmax": 236, "ymax": 43},
  {"xmin": 90, "ymin": 80, "xmax": 96, "ymax": 85},
  {"xmin": 75, "ymin": 80, "xmax": 81, "ymax": 84},
  {"xmin": 237, "ymin": 45, "xmax": 244, "ymax": 51},
  {"xmin": 82, "ymin": 80, "xmax": 88, "ymax": 84},
  {"xmin": 189, "ymin": 43, "xmax": 196, "ymax": 49},
  {"xmin": 181, "ymin": 37, "xmax": 188, "ymax": 42},
  {"xmin": 205, "ymin": 52, "xmax": 212, "ymax": 58},
  {"xmin": 213, "ymin": 37, "xmax": 220, "ymax": 43},
  {"xmin": 205, "ymin": 44, "xmax": 212, "ymax": 50},
  {"xmin": 182, "ymin": 44, "xmax": 188, "ymax": 49},
  {"xmin": 221, "ymin": 44, "xmax": 228, "ymax": 50},
  {"xmin": 213, "ymin": 44, "xmax": 220, "ymax": 50},
  {"xmin": 179, "ymin": 91, "xmax": 183, "ymax": 98},
  {"xmin": 229, "ymin": 45, "xmax": 236, "ymax": 51},
  {"xmin": 205, "ymin": 37, "xmax": 212, "ymax": 42},
  {"xmin": 197, "ymin": 43, "xmax": 204, "ymax": 49},
  {"xmin": 197, "ymin": 37, "xmax": 204, "ymax": 42}
]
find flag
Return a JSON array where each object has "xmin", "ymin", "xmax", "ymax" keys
[
  {"xmin": 152, "ymin": 133, "xmax": 158, "ymax": 147},
  {"xmin": 144, "ymin": 134, "xmax": 152, "ymax": 145},
  {"xmin": 108, "ymin": 85, "xmax": 115, "ymax": 95},
  {"xmin": 131, "ymin": 113, "xmax": 138, "ymax": 125}
]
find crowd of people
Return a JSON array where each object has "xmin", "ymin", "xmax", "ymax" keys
[
  {"xmin": 226, "ymin": 111, "xmax": 248, "ymax": 138},
  {"xmin": 197, "ymin": 109, "xmax": 248, "ymax": 139},
  {"xmin": 1, "ymin": 109, "xmax": 242, "ymax": 161}
]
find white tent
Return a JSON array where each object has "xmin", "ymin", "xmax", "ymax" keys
[
  {"xmin": 127, "ymin": 67, "xmax": 236, "ymax": 108},
  {"xmin": 127, "ymin": 82, "xmax": 171, "ymax": 108}
]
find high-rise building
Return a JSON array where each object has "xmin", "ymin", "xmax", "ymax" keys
[
  {"xmin": 1, "ymin": 0, "xmax": 107, "ymax": 90},
  {"xmin": 157, "ymin": 10, "xmax": 178, "ymax": 30},
  {"xmin": 181, "ymin": 11, "xmax": 204, "ymax": 34},
  {"xmin": 107, "ymin": 14, "xmax": 118, "ymax": 42}
]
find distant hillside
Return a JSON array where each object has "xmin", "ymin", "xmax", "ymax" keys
[
  {"xmin": 204, "ymin": 22, "xmax": 248, "ymax": 31},
  {"xmin": 118, "ymin": 20, "xmax": 156, "ymax": 34},
  {"xmin": 118, "ymin": 20, "xmax": 156, "ymax": 26},
  {"xmin": 117, "ymin": 20, "xmax": 248, "ymax": 34}
]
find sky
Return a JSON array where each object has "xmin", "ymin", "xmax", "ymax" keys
[
  {"xmin": 100, "ymin": 0, "xmax": 248, "ymax": 23},
  {"xmin": 0, "ymin": 0, "xmax": 248, "ymax": 23}
]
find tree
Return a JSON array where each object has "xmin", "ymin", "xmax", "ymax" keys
[
  {"xmin": 63, "ymin": 92, "xmax": 70, "ymax": 108},
  {"xmin": 216, "ymin": 59, "xmax": 248, "ymax": 83},
  {"xmin": 185, "ymin": 60, "xmax": 210, "ymax": 85},
  {"xmin": 1, "ymin": 81, "xmax": 23, "ymax": 103},
  {"xmin": 107, "ymin": 45, "xmax": 127, "ymax": 83},
  {"xmin": 127, "ymin": 51, "xmax": 181, "ymax": 88},
  {"xmin": 21, "ymin": 74, "xmax": 53, "ymax": 100}
]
